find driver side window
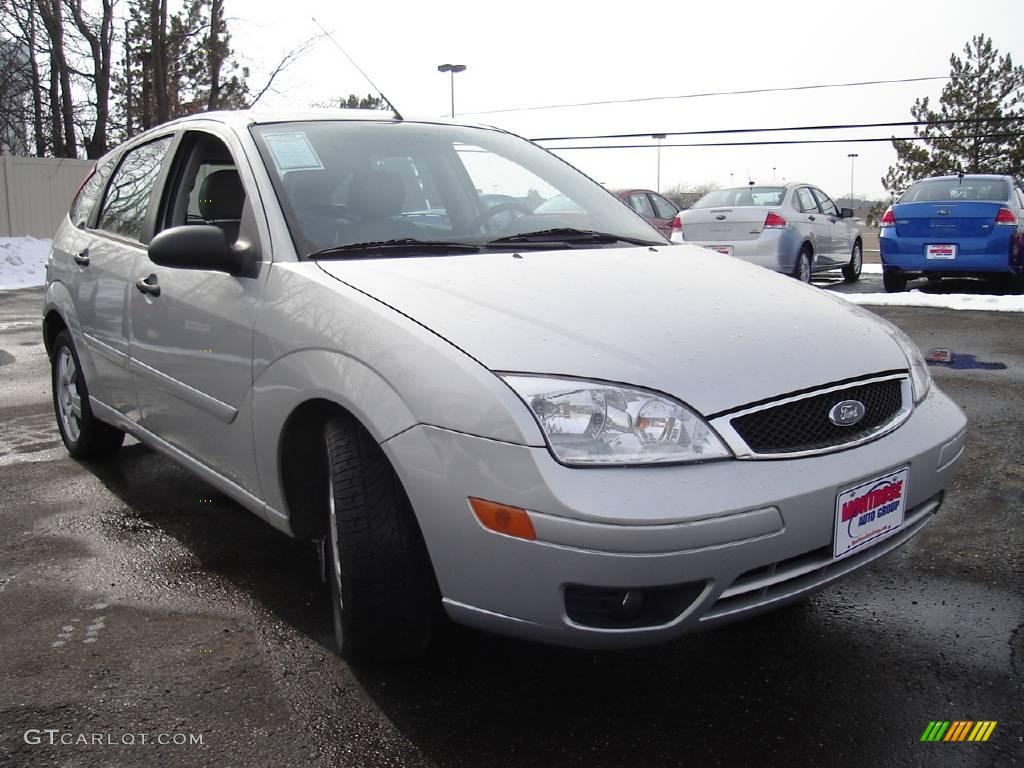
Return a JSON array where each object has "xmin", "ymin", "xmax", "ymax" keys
[
  {"xmin": 164, "ymin": 132, "xmax": 247, "ymax": 246},
  {"xmin": 813, "ymin": 189, "xmax": 839, "ymax": 217}
]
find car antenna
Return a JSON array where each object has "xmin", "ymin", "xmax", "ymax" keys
[{"xmin": 311, "ymin": 17, "xmax": 404, "ymax": 121}]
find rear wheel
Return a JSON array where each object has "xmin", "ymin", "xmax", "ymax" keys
[
  {"xmin": 324, "ymin": 413, "xmax": 437, "ymax": 663},
  {"xmin": 883, "ymin": 269, "xmax": 908, "ymax": 293},
  {"xmin": 842, "ymin": 240, "xmax": 863, "ymax": 282},
  {"xmin": 51, "ymin": 330, "xmax": 124, "ymax": 459},
  {"xmin": 792, "ymin": 246, "xmax": 812, "ymax": 283}
]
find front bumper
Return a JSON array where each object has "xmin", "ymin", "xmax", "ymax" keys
[{"xmin": 383, "ymin": 387, "xmax": 966, "ymax": 649}]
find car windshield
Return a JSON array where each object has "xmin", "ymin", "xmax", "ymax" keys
[
  {"xmin": 900, "ymin": 178, "xmax": 1009, "ymax": 203},
  {"xmin": 251, "ymin": 121, "xmax": 663, "ymax": 257},
  {"xmin": 692, "ymin": 186, "xmax": 786, "ymax": 208}
]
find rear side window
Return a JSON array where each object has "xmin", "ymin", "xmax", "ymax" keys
[
  {"xmin": 901, "ymin": 178, "xmax": 1010, "ymax": 203},
  {"xmin": 812, "ymin": 189, "xmax": 838, "ymax": 216},
  {"xmin": 97, "ymin": 136, "xmax": 173, "ymax": 240},
  {"xmin": 70, "ymin": 163, "xmax": 111, "ymax": 228}
]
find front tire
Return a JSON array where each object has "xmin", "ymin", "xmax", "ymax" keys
[
  {"xmin": 842, "ymin": 240, "xmax": 863, "ymax": 282},
  {"xmin": 51, "ymin": 330, "xmax": 124, "ymax": 459},
  {"xmin": 324, "ymin": 413, "xmax": 437, "ymax": 663}
]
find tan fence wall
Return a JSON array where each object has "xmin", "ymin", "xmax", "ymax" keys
[{"xmin": 0, "ymin": 153, "xmax": 94, "ymax": 239}]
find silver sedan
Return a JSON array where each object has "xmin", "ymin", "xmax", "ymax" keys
[{"xmin": 671, "ymin": 183, "xmax": 864, "ymax": 283}]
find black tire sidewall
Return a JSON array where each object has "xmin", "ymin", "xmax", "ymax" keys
[
  {"xmin": 323, "ymin": 415, "xmax": 437, "ymax": 662},
  {"xmin": 50, "ymin": 330, "xmax": 123, "ymax": 458}
]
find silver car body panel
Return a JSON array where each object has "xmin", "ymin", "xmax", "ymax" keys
[
  {"xmin": 314, "ymin": 246, "xmax": 908, "ymax": 417},
  {"xmin": 42, "ymin": 111, "xmax": 966, "ymax": 649}
]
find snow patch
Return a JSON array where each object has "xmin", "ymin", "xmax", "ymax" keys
[
  {"xmin": 0, "ymin": 237, "xmax": 51, "ymax": 291},
  {"xmin": 836, "ymin": 290, "xmax": 1024, "ymax": 313}
]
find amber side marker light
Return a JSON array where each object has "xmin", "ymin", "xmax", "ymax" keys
[{"xmin": 469, "ymin": 498, "xmax": 537, "ymax": 541}]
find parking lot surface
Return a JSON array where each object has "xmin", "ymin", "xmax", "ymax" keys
[{"xmin": 1, "ymin": 282, "xmax": 1022, "ymax": 768}]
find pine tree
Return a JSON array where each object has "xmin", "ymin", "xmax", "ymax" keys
[
  {"xmin": 882, "ymin": 34, "xmax": 1024, "ymax": 195},
  {"xmin": 112, "ymin": 0, "xmax": 250, "ymax": 140}
]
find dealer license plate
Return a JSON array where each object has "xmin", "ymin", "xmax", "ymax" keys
[
  {"xmin": 833, "ymin": 467, "xmax": 909, "ymax": 559},
  {"xmin": 707, "ymin": 245, "xmax": 733, "ymax": 256},
  {"xmin": 926, "ymin": 244, "xmax": 957, "ymax": 260}
]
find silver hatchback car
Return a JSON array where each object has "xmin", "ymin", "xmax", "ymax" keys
[
  {"xmin": 672, "ymin": 183, "xmax": 864, "ymax": 283},
  {"xmin": 43, "ymin": 111, "xmax": 966, "ymax": 661}
]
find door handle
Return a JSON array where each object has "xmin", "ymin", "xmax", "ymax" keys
[
  {"xmin": 73, "ymin": 249, "xmax": 90, "ymax": 266},
  {"xmin": 807, "ymin": 215, "xmax": 816, "ymax": 221},
  {"xmin": 135, "ymin": 274, "xmax": 161, "ymax": 297}
]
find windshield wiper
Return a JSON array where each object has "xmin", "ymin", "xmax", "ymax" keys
[
  {"xmin": 309, "ymin": 239, "xmax": 481, "ymax": 259},
  {"xmin": 486, "ymin": 228, "xmax": 662, "ymax": 247}
]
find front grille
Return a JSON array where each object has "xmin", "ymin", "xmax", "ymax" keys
[{"xmin": 731, "ymin": 378, "xmax": 904, "ymax": 454}]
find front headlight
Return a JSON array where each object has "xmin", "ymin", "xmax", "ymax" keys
[
  {"xmin": 883, "ymin": 323, "xmax": 932, "ymax": 403},
  {"xmin": 500, "ymin": 375, "xmax": 731, "ymax": 466}
]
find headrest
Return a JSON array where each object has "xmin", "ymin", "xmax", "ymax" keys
[
  {"xmin": 285, "ymin": 169, "xmax": 338, "ymax": 208},
  {"xmin": 198, "ymin": 169, "xmax": 245, "ymax": 220},
  {"xmin": 348, "ymin": 168, "xmax": 405, "ymax": 220}
]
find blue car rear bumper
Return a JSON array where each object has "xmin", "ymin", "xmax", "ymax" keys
[{"xmin": 880, "ymin": 229, "xmax": 1020, "ymax": 274}]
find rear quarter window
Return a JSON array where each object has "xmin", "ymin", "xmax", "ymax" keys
[{"xmin": 69, "ymin": 163, "xmax": 112, "ymax": 229}]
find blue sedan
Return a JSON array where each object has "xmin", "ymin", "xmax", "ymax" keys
[{"xmin": 879, "ymin": 174, "xmax": 1024, "ymax": 292}]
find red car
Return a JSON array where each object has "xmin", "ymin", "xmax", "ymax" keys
[{"xmin": 612, "ymin": 188, "xmax": 680, "ymax": 238}]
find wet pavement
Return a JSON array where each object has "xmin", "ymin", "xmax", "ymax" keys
[{"xmin": 0, "ymin": 285, "xmax": 1021, "ymax": 768}]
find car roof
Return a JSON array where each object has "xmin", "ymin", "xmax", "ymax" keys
[
  {"xmin": 915, "ymin": 174, "xmax": 1013, "ymax": 182},
  {"xmin": 99, "ymin": 109, "xmax": 510, "ymax": 164}
]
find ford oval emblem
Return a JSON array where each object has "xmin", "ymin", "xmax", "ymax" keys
[{"xmin": 829, "ymin": 400, "xmax": 866, "ymax": 427}]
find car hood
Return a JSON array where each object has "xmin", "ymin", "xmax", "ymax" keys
[{"xmin": 316, "ymin": 246, "xmax": 908, "ymax": 415}]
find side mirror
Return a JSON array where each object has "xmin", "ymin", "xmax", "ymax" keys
[
  {"xmin": 148, "ymin": 225, "xmax": 252, "ymax": 274},
  {"xmin": 840, "ymin": 207, "xmax": 855, "ymax": 219}
]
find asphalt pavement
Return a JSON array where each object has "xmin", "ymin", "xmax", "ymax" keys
[{"xmin": 1, "ymin": 280, "xmax": 1021, "ymax": 768}]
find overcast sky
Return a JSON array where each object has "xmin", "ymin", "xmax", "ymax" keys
[{"xmin": 228, "ymin": 0, "xmax": 1023, "ymax": 201}]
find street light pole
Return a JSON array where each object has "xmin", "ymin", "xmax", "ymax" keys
[
  {"xmin": 437, "ymin": 63, "xmax": 467, "ymax": 118},
  {"xmin": 652, "ymin": 134, "xmax": 666, "ymax": 192},
  {"xmin": 847, "ymin": 153, "xmax": 858, "ymax": 210}
]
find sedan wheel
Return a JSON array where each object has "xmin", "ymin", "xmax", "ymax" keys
[
  {"xmin": 324, "ymin": 413, "xmax": 438, "ymax": 662},
  {"xmin": 50, "ymin": 330, "xmax": 124, "ymax": 458},
  {"xmin": 793, "ymin": 249, "xmax": 812, "ymax": 283},
  {"xmin": 842, "ymin": 241, "xmax": 863, "ymax": 282}
]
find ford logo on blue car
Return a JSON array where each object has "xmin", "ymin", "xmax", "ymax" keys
[{"xmin": 829, "ymin": 400, "xmax": 867, "ymax": 427}]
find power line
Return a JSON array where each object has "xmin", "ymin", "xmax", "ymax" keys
[
  {"xmin": 460, "ymin": 76, "xmax": 950, "ymax": 116},
  {"xmin": 531, "ymin": 116, "xmax": 1024, "ymax": 143},
  {"xmin": 543, "ymin": 132, "xmax": 1024, "ymax": 151}
]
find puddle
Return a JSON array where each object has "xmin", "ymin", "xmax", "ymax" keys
[{"xmin": 925, "ymin": 348, "xmax": 1006, "ymax": 370}]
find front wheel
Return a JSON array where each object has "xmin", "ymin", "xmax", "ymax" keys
[
  {"xmin": 883, "ymin": 270, "xmax": 908, "ymax": 293},
  {"xmin": 51, "ymin": 330, "xmax": 124, "ymax": 459},
  {"xmin": 324, "ymin": 413, "xmax": 438, "ymax": 663},
  {"xmin": 842, "ymin": 241, "xmax": 863, "ymax": 282}
]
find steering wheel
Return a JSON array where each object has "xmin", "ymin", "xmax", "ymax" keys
[{"xmin": 470, "ymin": 201, "xmax": 534, "ymax": 233}]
